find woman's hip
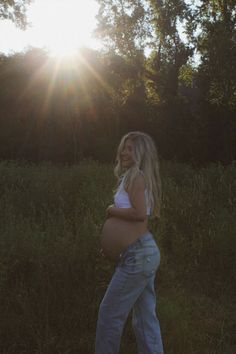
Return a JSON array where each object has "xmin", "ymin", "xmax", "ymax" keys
[
  {"xmin": 118, "ymin": 232, "xmax": 161, "ymax": 276},
  {"xmin": 121, "ymin": 231, "xmax": 159, "ymax": 254}
]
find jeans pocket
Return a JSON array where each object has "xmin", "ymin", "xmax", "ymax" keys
[
  {"xmin": 120, "ymin": 243, "xmax": 161, "ymax": 277},
  {"xmin": 123, "ymin": 250, "xmax": 136, "ymax": 266},
  {"xmin": 136, "ymin": 248, "xmax": 160, "ymax": 277}
]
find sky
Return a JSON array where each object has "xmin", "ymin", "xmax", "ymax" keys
[
  {"xmin": 0, "ymin": 0, "xmax": 100, "ymax": 56},
  {"xmin": 0, "ymin": 0, "xmax": 200, "ymax": 62}
]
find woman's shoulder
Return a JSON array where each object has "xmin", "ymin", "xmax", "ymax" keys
[
  {"xmin": 136, "ymin": 169, "xmax": 146, "ymax": 182},
  {"xmin": 130, "ymin": 170, "xmax": 146, "ymax": 190},
  {"xmin": 120, "ymin": 169, "xmax": 147, "ymax": 190}
]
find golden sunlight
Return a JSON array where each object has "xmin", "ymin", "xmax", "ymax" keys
[
  {"xmin": 0, "ymin": 0, "xmax": 100, "ymax": 56},
  {"xmin": 30, "ymin": 0, "xmax": 99, "ymax": 57}
]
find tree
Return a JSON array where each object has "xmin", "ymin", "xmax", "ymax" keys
[
  {"xmin": 146, "ymin": 0, "xmax": 193, "ymax": 101},
  {"xmin": 95, "ymin": 0, "xmax": 150, "ymax": 57},
  {"xmin": 192, "ymin": 0, "xmax": 236, "ymax": 108},
  {"xmin": 192, "ymin": 0, "xmax": 236, "ymax": 162},
  {"xmin": 0, "ymin": 0, "xmax": 31, "ymax": 29}
]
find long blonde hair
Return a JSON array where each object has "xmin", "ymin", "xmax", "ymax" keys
[{"xmin": 114, "ymin": 131, "xmax": 162, "ymax": 218}]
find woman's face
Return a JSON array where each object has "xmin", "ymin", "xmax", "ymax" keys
[{"xmin": 120, "ymin": 138, "xmax": 135, "ymax": 169}]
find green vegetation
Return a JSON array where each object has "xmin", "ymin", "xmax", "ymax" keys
[{"xmin": 0, "ymin": 160, "xmax": 235, "ymax": 354}]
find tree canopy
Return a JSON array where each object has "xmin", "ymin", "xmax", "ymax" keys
[{"xmin": 0, "ymin": 0, "xmax": 31, "ymax": 29}]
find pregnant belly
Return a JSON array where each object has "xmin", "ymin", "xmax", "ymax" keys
[{"xmin": 101, "ymin": 217, "xmax": 148, "ymax": 261}]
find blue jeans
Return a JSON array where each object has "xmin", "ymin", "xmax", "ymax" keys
[{"xmin": 95, "ymin": 232, "xmax": 164, "ymax": 354}]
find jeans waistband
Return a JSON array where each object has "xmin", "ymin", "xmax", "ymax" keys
[
  {"xmin": 138, "ymin": 232, "xmax": 154, "ymax": 243},
  {"xmin": 119, "ymin": 232, "xmax": 157, "ymax": 263},
  {"xmin": 126, "ymin": 232, "xmax": 156, "ymax": 251}
]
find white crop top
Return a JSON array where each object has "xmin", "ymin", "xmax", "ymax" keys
[{"xmin": 114, "ymin": 177, "xmax": 151, "ymax": 215}]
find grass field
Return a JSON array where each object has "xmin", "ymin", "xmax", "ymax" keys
[{"xmin": 0, "ymin": 159, "xmax": 235, "ymax": 354}]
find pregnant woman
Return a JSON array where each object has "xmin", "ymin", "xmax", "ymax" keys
[{"xmin": 95, "ymin": 131, "xmax": 164, "ymax": 354}]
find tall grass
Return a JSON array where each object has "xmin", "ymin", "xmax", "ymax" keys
[{"xmin": 0, "ymin": 160, "xmax": 235, "ymax": 354}]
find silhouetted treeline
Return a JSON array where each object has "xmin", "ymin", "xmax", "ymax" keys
[
  {"xmin": 0, "ymin": 45, "xmax": 235, "ymax": 165},
  {"xmin": 0, "ymin": 46, "xmax": 234, "ymax": 166}
]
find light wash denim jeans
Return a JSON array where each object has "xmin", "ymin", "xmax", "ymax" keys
[{"xmin": 95, "ymin": 232, "xmax": 164, "ymax": 354}]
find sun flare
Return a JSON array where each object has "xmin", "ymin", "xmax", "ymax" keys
[
  {"xmin": 27, "ymin": 0, "xmax": 99, "ymax": 57},
  {"xmin": 0, "ymin": 0, "xmax": 100, "ymax": 57}
]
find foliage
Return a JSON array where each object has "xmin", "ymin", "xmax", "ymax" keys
[
  {"xmin": 195, "ymin": 0, "xmax": 236, "ymax": 108},
  {"xmin": 0, "ymin": 0, "xmax": 31, "ymax": 29},
  {"xmin": 95, "ymin": 0, "xmax": 151, "ymax": 57}
]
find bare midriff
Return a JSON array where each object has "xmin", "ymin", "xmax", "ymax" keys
[{"xmin": 101, "ymin": 216, "xmax": 148, "ymax": 261}]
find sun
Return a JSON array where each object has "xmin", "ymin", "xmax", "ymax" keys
[{"xmin": 26, "ymin": 0, "xmax": 99, "ymax": 57}]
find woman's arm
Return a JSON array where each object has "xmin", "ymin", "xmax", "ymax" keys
[{"xmin": 107, "ymin": 175, "xmax": 147, "ymax": 222}]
